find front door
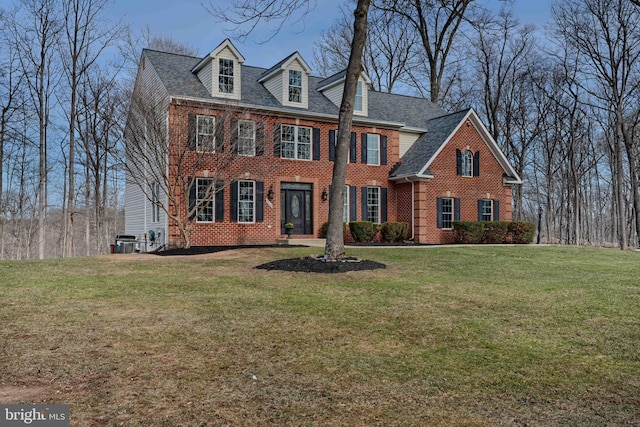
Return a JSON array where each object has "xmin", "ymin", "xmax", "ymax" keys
[{"xmin": 281, "ymin": 183, "xmax": 313, "ymax": 235}]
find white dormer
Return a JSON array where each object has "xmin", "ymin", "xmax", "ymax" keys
[
  {"xmin": 192, "ymin": 39, "xmax": 245, "ymax": 100},
  {"xmin": 318, "ymin": 70, "xmax": 372, "ymax": 116},
  {"xmin": 258, "ymin": 52, "xmax": 312, "ymax": 109}
]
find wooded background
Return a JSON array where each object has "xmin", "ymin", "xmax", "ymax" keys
[{"xmin": 1, "ymin": 0, "xmax": 638, "ymax": 259}]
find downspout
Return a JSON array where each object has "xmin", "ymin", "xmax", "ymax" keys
[{"xmin": 404, "ymin": 177, "xmax": 415, "ymax": 240}]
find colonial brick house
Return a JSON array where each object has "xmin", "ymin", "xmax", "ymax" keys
[{"xmin": 124, "ymin": 39, "xmax": 521, "ymax": 248}]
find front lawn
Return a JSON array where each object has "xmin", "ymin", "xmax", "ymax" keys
[{"xmin": 0, "ymin": 246, "xmax": 638, "ymax": 425}]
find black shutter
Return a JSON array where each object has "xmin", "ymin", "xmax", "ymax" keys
[
  {"xmin": 256, "ymin": 181, "xmax": 264, "ymax": 222},
  {"xmin": 329, "ymin": 130, "xmax": 336, "ymax": 161},
  {"xmin": 361, "ymin": 187, "xmax": 368, "ymax": 221},
  {"xmin": 455, "ymin": 198, "xmax": 461, "ymax": 222},
  {"xmin": 230, "ymin": 118, "xmax": 238, "ymax": 153},
  {"xmin": 188, "ymin": 114, "xmax": 196, "ymax": 150},
  {"xmin": 255, "ymin": 121, "xmax": 264, "ymax": 156},
  {"xmin": 215, "ymin": 181, "xmax": 224, "ymax": 222},
  {"xmin": 437, "ymin": 197, "xmax": 443, "ymax": 228},
  {"xmin": 493, "ymin": 199, "xmax": 500, "ymax": 221},
  {"xmin": 215, "ymin": 116, "xmax": 225, "ymax": 152},
  {"xmin": 349, "ymin": 186, "xmax": 357, "ymax": 222},
  {"xmin": 189, "ymin": 178, "xmax": 197, "ymax": 221},
  {"xmin": 456, "ymin": 149, "xmax": 462, "ymax": 175},
  {"xmin": 273, "ymin": 124, "xmax": 281, "ymax": 157},
  {"xmin": 313, "ymin": 128, "xmax": 321, "ymax": 160},
  {"xmin": 473, "ymin": 151, "xmax": 480, "ymax": 176},
  {"xmin": 381, "ymin": 188, "xmax": 388, "ymax": 223},
  {"xmin": 478, "ymin": 199, "xmax": 484, "ymax": 221},
  {"xmin": 361, "ymin": 133, "xmax": 368, "ymax": 164},
  {"xmin": 381, "ymin": 135, "xmax": 388, "ymax": 165},
  {"xmin": 350, "ymin": 132, "xmax": 357, "ymax": 163},
  {"xmin": 230, "ymin": 181, "xmax": 238, "ymax": 222}
]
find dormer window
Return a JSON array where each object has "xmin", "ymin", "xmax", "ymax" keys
[
  {"xmin": 288, "ymin": 70, "xmax": 302, "ymax": 103},
  {"xmin": 354, "ymin": 81, "xmax": 363, "ymax": 111},
  {"xmin": 218, "ymin": 58, "xmax": 234, "ymax": 93}
]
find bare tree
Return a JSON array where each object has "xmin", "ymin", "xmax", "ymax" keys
[{"xmin": 208, "ymin": 0, "xmax": 371, "ymax": 260}]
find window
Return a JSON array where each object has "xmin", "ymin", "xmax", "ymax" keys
[
  {"xmin": 354, "ymin": 81, "xmax": 363, "ymax": 111},
  {"xmin": 281, "ymin": 125, "xmax": 311, "ymax": 160},
  {"xmin": 288, "ymin": 70, "xmax": 302, "ymax": 103},
  {"xmin": 218, "ymin": 58, "xmax": 234, "ymax": 93},
  {"xmin": 480, "ymin": 199, "xmax": 493, "ymax": 222},
  {"xmin": 367, "ymin": 134, "xmax": 380, "ymax": 165},
  {"xmin": 151, "ymin": 181, "xmax": 161, "ymax": 223},
  {"xmin": 238, "ymin": 180, "xmax": 255, "ymax": 223},
  {"xmin": 196, "ymin": 115, "xmax": 215, "ymax": 152},
  {"xmin": 367, "ymin": 187, "xmax": 380, "ymax": 224},
  {"xmin": 441, "ymin": 198, "xmax": 454, "ymax": 229},
  {"xmin": 195, "ymin": 178, "xmax": 215, "ymax": 222},
  {"xmin": 237, "ymin": 120, "xmax": 255, "ymax": 156},
  {"xmin": 462, "ymin": 150, "xmax": 473, "ymax": 176},
  {"xmin": 343, "ymin": 185, "xmax": 350, "ymax": 223}
]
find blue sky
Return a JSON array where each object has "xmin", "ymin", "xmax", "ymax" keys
[{"xmin": 109, "ymin": 0, "xmax": 552, "ymax": 68}]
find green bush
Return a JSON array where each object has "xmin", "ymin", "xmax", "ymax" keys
[
  {"xmin": 482, "ymin": 221, "xmax": 510, "ymax": 244},
  {"xmin": 349, "ymin": 221, "xmax": 380, "ymax": 242},
  {"xmin": 508, "ymin": 222, "xmax": 536, "ymax": 244},
  {"xmin": 453, "ymin": 221, "xmax": 485, "ymax": 244},
  {"xmin": 381, "ymin": 222, "xmax": 409, "ymax": 242},
  {"xmin": 320, "ymin": 221, "xmax": 349, "ymax": 238}
]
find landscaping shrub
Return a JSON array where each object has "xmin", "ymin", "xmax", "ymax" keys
[
  {"xmin": 453, "ymin": 221, "xmax": 485, "ymax": 244},
  {"xmin": 509, "ymin": 221, "xmax": 536, "ymax": 244},
  {"xmin": 380, "ymin": 222, "xmax": 409, "ymax": 242},
  {"xmin": 349, "ymin": 221, "xmax": 380, "ymax": 242},
  {"xmin": 482, "ymin": 221, "xmax": 510, "ymax": 243}
]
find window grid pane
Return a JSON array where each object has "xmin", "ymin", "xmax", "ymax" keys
[
  {"xmin": 238, "ymin": 120, "xmax": 255, "ymax": 156},
  {"xmin": 196, "ymin": 178, "xmax": 214, "ymax": 222},
  {"xmin": 238, "ymin": 181, "xmax": 255, "ymax": 223},
  {"xmin": 288, "ymin": 70, "xmax": 302, "ymax": 103},
  {"xmin": 343, "ymin": 185, "xmax": 349, "ymax": 223},
  {"xmin": 354, "ymin": 81, "xmax": 363, "ymax": 111},
  {"xmin": 482, "ymin": 200, "xmax": 493, "ymax": 221},
  {"xmin": 196, "ymin": 116, "xmax": 215, "ymax": 152},
  {"xmin": 219, "ymin": 59, "xmax": 234, "ymax": 93},
  {"xmin": 442, "ymin": 198, "xmax": 453, "ymax": 229},
  {"xmin": 462, "ymin": 150, "xmax": 473, "ymax": 176},
  {"xmin": 367, "ymin": 134, "xmax": 380, "ymax": 165},
  {"xmin": 367, "ymin": 187, "xmax": 380, "ymax": 224},
  {"xmin": 281, "ymin": 125, "xmax": 311, "ymax": 160}
]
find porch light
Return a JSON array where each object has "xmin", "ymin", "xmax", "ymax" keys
[
  {"xmin": 267, "ymin": 186, "xmax": 274, "ymax": 200},
  {"xmin": 321, "ymin": 188, "xmax": 328, "ymax": 201}
]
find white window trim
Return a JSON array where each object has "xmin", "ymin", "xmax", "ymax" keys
[
  {"xmin": 441, "ymin": 197, "xmax": 454, "ymax": 230},
  {"xmin": 218, "ymin": 58, "xmax": 235, "ymax": 94},
  {"xmin": 288, "ymin": 69, "xmax": 302, "ymax": 103},
  {"xmin": 196, "ymin": 115, "xmax": 215, "ymax": 152},
  {"xmin": 151, "ymin": 181, "xmax": 161, "ymax": 223},
  {"xmin": 367, "ymin": 134, "xmax": 380, "ymax": 166},
  {"xmin": 343, "ymin": 185, "xmax": 350, "ymax": 223},
  {"xmin": 281, "ymin": 125, "xmax": 312, "ymax": 161},
  {"xmin": 481, "ymin": 199, "xmax": 493, "ymax": 222},
  {"xmin": 237, "ymin": 119, "xmax": 256, "ymax": 156},
  {"xmin": 238, "ymin": 180, "xmax": 256, "ymax": 224},
  {"xmin": 462, "ymin": 150, "xmax": 473, "ymax": 177},
  {"xmin": 354, "ymin": 81, "xmax": 363, "ymax": 112},
  {"xmin": 195, "ymin": 178, "xmax": 215, "ymax": 223},
  {"xmin": 367, "ymin": 187, "xmax": 381, "ymax": 224}
]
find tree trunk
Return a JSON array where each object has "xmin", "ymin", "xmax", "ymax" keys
[{"xmin": 324, "ymin": 0, "xmax": 370, "ymax": 260}]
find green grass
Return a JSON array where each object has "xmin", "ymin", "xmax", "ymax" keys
[{"xmin": 0, "ymin": 246, "xmax": 639, "ymax": 426}]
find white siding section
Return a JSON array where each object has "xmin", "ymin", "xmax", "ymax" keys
[
  {"xmin": 323, "ymin": 84, "xmax": 343, "ymax": 108},
  {"xmin": 400, "ymin": 131, "xmax": 421, "ymax": 157},
  {"xmin": 263, "ymin": 75, "xmax": 283, "ymax": 104},
  {"xmin": 196, "ymin": 62, "xmax": 213, "ymax": 94},
  {"xmin": 321, "ymin": 77, "xmax": 368, "ymax": 116},
  {"xmin": 124, "ymin": 168, "xmax": 146, "ymax": 240}
]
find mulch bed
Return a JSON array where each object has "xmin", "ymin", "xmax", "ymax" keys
[{"xmin": 152, "ymin": 245, "xmax": 387, "ymax": 273}]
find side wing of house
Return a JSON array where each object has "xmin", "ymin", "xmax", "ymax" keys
[
  {"xmin": 391, "ymin": 108, "xmax": 522, "ymax": 244},
  {"xmin": 124, "ymin": 51, "xmax": 171, "ymax": 251}
]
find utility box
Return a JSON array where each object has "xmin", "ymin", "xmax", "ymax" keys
[{"xmin": 114, "ymin": 234, "xmax": 139, "ymax": 254}]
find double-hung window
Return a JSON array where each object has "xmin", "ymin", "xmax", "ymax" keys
[
  {"xmin": 462, "ymin": 150, "xmax": 473, "ymax": 176},
  {"xmin": 196, "ymin": 115, "xmax": 215, "ymax": 152},
  {"xmin": 237, "ymin": 120, "xmax": 255, "ymax": 156},
  {"xmin": 219, "ymin": 58, "xmax": 234, "ymax": 93},
  {"xmin": 343, "ymin": 185, "xmax": 350, "ymax": 223},
  {"xmin": 288, "ymin": 70, "xmax": 302, "ymax": 103},
  {"xmin": 195, "ymin": 178, "xmax": 215, "ymax": 222},
  {"xmin": 281, "ymin": 125, "xmax": 311, "ymax": 160},
  {"xmin": 367, "ymin": 187, "xmax": 380, "ymax": 224},
  {"xmin": 367, "ymin": 133, "xmax": 380, "ymax": 165},
  {"xmin": 354, "ymin": 81, "xmax": 363, "ymax": 111},
  {"xmin": 441, "ymin": 198, "xmax": 454, "ymax": 229},
  {"xmin": 238, "ymin": 180, "xmax": 255, "ymax": 223},
  {"xmin": 480, "ymin": 199, "xmax": 493, "ymax": 221},
  {"xmin": 151, "ymin": 181, "xmax": 161, "ymax": 223}
]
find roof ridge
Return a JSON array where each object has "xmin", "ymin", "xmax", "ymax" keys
[{"xmin": 143, "ymin": 48, "xmax": 200, "ymax": 60}]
